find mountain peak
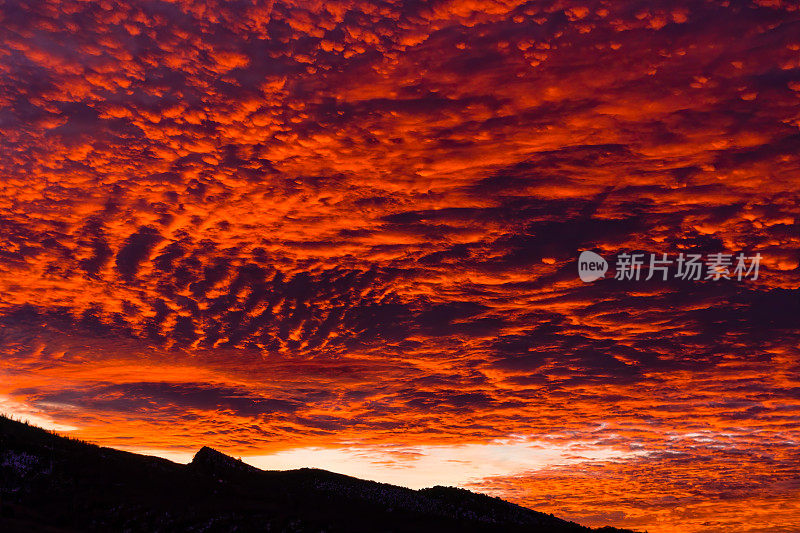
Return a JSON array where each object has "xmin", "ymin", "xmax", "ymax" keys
[
  {"xmin": 192, "ymin": 445, "xmax": 227, "ymax": 460},
  {"xmin": 190, "ymin": 446, "xmax": 261, "ymax": 476}
]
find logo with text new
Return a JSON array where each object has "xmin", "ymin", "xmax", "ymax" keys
[{"xmin": 578, "ymin": 251, "xmax": 608, "ymax": 282}]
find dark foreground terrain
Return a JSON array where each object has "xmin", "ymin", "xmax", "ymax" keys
[{"xmin": 0, "ymin": 415, "xmax": 637, "ymax": 532}]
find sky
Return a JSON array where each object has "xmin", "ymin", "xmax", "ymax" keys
[{"xmin": 1, "ymin": 0, "xmax": 799, "ymax": 531}]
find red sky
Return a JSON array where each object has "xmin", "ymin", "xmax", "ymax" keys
[{"xmin": 1, "ymin": 0, "xmax": 799, "ymax": 531}]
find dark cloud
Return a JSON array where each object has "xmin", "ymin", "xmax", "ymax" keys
[{"xmin": 21, "ymin": 382, "xmax": 302, "ymax": 417}]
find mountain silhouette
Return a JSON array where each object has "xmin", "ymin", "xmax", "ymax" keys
[
  {"xmin": 0, "ymin": 415, "xmax": 638, "ymax": 532},
  {"xmin": 190, "ymin": 446, "xmax": 263, "ymax": 476}
]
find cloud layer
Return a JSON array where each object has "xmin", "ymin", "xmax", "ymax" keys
[{"xmin": 1, "ymin": 0, "xmax": 799, "ymax": 531}]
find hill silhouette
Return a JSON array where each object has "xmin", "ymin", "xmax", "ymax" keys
[{"xmin": 0, "ymin": 415, "xmax": 638, "ymax": 532}]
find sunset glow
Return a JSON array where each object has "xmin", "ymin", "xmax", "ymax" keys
[{"xmin": 1, "ymin": 0, "xmax": 799, "ymax": 531}]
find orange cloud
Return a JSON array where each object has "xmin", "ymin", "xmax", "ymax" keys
[{"xmin": 1, "ymin": 0, "xmax": 799, "ymax": 531}]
